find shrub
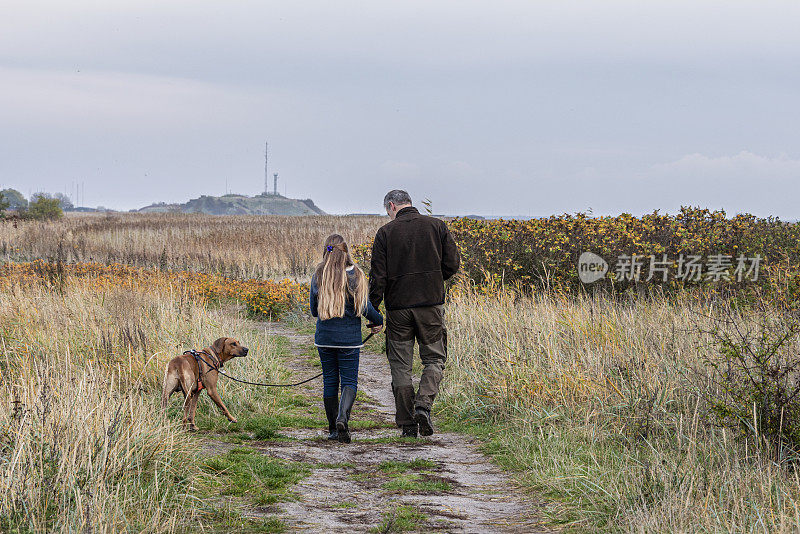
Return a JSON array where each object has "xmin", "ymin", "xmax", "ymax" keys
[
  {"xmin": 697, "ymin": 304, "xmax": 800, "ymax": 461},
  {"xmin": 25, "ymin": 193, "xmax": 63, "ymax": 220},
  {"xmin": 446, "ymin": 206, "xmax": 800, "ymax": 293}
]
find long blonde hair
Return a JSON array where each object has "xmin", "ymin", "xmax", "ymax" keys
[{"xmin": 314, "ymin": 234, "xmax": 369, "ymax": 320}]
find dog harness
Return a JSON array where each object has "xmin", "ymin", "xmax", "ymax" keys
[{"xmin": 183, "ymin": 349, "xmax": 222, "ymax": 392}]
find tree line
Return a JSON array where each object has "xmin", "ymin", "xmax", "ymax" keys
[{"xmin": 0, "ymin": 189, "xmax": 66, "ymax": 220}]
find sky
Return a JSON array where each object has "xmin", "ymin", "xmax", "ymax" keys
[{"xmin": 1, "ymin": 0, "xmax": 798, "ymax": 217}]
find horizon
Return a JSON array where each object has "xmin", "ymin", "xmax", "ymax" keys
[{"xmin": 6, "ymin": 186, "xmax": 798, "ymax": 223}]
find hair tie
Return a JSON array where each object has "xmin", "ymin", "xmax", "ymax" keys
[{"xmin": 326, "ymin": 245, "xmax": 333, "ymax": 252}]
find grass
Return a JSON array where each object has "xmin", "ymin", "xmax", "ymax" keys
[
  {"xmin": 436, "ymin": 284, "xmax": 800, "ymax": 531},
  {"xmin": 0, "ymin": 212, "xmax": 385, "ymax": 280},
  {"xmin": 197, "ymin": 411, "xmax": 325, "ymax": 437},
  {"xmin": 378, "ymin": 459, "xmax": 438, "ymax": 473},
  {"xmin": 177, "ymin": 509, "xmax": 287, "ymax": 533},
  {"xmin": 348, "ymin": 458, "xmax": 448, "ymax": 494},
  {"xmin": 7, "ymin": 214, "xmax": 800, "ymax": 532},
  {"xmin": 203, "ymin": 447, "xmax": 310, "ymax": 505},
  {"xmin": 0, "ymin": 265, "xmax": 310, "ymax": 531},
  {"xmin": 370, "ymin": 505, "xmax": 428, "ymax": 533}
]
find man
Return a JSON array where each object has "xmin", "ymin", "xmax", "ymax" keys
[{"xmin": 369, "ymin": 189, "xmax": 460, "ymax": 437}]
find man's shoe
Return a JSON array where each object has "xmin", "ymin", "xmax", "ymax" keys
[
  {"xmin": 401, "ymin": 424, "xmax": 418, "ymax": 438},
  {"xmin": 415, "ymin": 407, "xmax": 434, "ymax": 437},
  {"xmin": 336, "ymin": 386, "xmax": 357, "ymax": 444},
  {"xmin": 323, "ymin": 396, "xmax": 339, "ymax": 440}
]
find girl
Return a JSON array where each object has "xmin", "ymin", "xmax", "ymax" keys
[{"xmin": 310, "ymin": 234, "xmax": 383, "ymax": 443}]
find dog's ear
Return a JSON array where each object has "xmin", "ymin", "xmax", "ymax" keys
[{"xmin": 212, "ymin": 337, "xmax": 228, "ymax": 355}]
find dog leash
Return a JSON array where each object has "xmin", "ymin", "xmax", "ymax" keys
[{"xmin": 184, "ymin": 331, "xmax": 377, "ymax": 388}]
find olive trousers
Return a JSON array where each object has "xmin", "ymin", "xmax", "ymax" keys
[{"xmin": 385, "ymin": 305, "xmax": 448, "ymax": 427}]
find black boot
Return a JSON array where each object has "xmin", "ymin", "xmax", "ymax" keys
[
  {"xmin": 336, "ymin": 386, "xmax": 357, "ymax": 444},
  {"xmin": 415, "ymin": 407, "xmax": 434, "ymax": 437},
  {"xmin": 323, "ymin": 396, "xmax": 339, "ymax": 440},
  {"xmin": 402, "ymin": 424, "xmax": 418, "ymax": 438}
]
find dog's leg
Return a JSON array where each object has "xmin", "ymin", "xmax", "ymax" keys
[
  {"xmin": 162, "ymin": 373, "xmax": 179, "ymax": 411},
  {"xmin": 161, "ymin": 386, "xmax": 170, "ymax": 411},
  {"xmin": 181, "ymin": 390, "xmax": 192, "ymax": 429},
  {"xmin": 186, "ymin": 391, "xmax": 200, "ymax": 431},
  {"xmin": 162, "ymin": 362, "xmax": 181, "ymax": 411},
  {"xmin": 206, "ymin": 386, "xmax": 237, "ymax": 423}
]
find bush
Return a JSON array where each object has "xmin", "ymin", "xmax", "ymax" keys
[
  {"xmin": 353, "ymin": 207, "xmax": 798, "ymax": 296},
  {"xmin": 25, "ymin": 193, "xmax": 63, "ymax": 220},
  {"xmin": 697, "ymin": 304, "xmax": 800, "ymax": 461},
  {"xmin": 446, "ymin": 206, "xmax": 800, "ymax": 293}
]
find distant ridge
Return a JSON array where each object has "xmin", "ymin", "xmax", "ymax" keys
[{"xmin": 139, "ymin": 193, "xmax": 326, "ymax": 216}]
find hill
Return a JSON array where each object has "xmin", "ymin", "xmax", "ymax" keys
[{"xmin": 138, "ymin": 193, "xmax": 326, "ymax": 216}]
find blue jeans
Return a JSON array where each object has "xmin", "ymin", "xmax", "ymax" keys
[{"xmin": 317, "ymin": 347, "xmax": 360, "ymax": 398}]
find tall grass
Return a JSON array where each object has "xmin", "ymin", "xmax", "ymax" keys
[
  {"xmin": 0, "ymin": 213, "xmax": 385, "ymax": 280},
  {"xmin": 0, "ymin": 271, "xmax": 286, "ymax": 532},
  {"xmin": 7, "ymin": 213, "xmax": 800, "ymax": 531},
  {"xmin": 438, "ymin": 284, "xmax": 800, "ymax": 531}
]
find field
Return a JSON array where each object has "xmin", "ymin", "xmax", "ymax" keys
[
  {"xmin": 2, "ymin": 212, "xmax": 800, "ymax": 532},
  {"xmin": 0, "ymin": 212, "xmax": 385, "ymax": 279}
]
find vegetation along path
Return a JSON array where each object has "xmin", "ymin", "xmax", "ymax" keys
[{"xmin": 201, "ymin": 321, "xmax": 547, "ymax": 533}]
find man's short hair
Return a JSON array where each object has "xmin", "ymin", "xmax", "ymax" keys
[{"xmin": 383, "ymin": 190, "xmax": 412, "ymax": 210}]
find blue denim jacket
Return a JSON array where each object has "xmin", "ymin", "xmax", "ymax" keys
[{"xmin": 310, "ymin": 267, "xmax": 383, "ymax": 347}]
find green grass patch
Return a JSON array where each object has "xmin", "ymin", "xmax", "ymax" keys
[
  {"xmin": 378, "ymin": 458, "xmax": 438, "ymax": 474},
  {"xmin": 179, "ymin": 507, "xmax": 287, "ymax": 533},
  {"xmin": 197, "ymin": 411, "xmax": 326, "ymax": 437},
  {"xmin": 370, "ymin": 505, "xmax": 427, "ymax": 533},
  {"xmin": 203, "ymin": 447, "xmax": 310, "ymax": 506},
  {"xmin": 282, "ymin": 317, "xmax": 316, "ymax": 336}
]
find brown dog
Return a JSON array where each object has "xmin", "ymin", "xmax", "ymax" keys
[{"xmin": 161, "ymin": 337, "xmax": 248, "ymax": 430}]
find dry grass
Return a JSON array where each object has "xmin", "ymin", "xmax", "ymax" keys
[
  {"xmin": 0, "ymin": 271, "xmax": 286, "ymax": 532},
  {"xmin": 439, "ymin": 283, "xmax": 800, "ymax": 531},
  {"xmin": 0, "ymin": 213, "xmax": 385, "ymax": 279},
  {"xmin": 6, "ymin": 213, "xmax": 800, "ymax": 532}
]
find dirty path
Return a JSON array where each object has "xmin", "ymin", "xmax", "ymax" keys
[{"xmin": 206, "ymin": 322, "xmax": 546, "ymax": 533}]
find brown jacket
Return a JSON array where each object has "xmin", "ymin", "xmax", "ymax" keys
[{"xmin": 369, "ymin": 207, "xmax": 460, "ymax": 311}]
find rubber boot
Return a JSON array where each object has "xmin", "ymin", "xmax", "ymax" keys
[
  {"xmin": 323, "ymin": 396, "xmax": 339, "ymax": 440},
  {"xmin": 336, "ymin": 385, "xmax": 357, "ymax": 444},
  {"xmin": 415, "ymin": 407, "xmax": 434, "ymax": 437},
  {"xmin": 402, "ymin": 424, "xmax": 418, "ymax": 438}
]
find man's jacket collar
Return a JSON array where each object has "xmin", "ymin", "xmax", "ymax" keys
[{"xmin": 396, "ymin": 206, "xmax": 419, "ymax": 218}]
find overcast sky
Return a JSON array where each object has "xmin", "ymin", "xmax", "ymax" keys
[{"xmin": 1, "ymin": 1, "xmax": 798, "ymax": 217}]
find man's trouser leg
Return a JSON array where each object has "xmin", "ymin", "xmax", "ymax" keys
[
  {"xmin": 386, "ymin": 308, "xmax": 416, "ymax": 427},
  {"xmin": 412, "ymin": 305, "xmax": 447, "ymax": 411}
]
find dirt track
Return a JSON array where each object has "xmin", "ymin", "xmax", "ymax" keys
[{"xmin": 213, "ymin": 323, "xmax": 547, "ymax": 533}]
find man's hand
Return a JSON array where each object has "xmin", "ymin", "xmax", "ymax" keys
[{"xmin": 369, "ymin": 324, "xmax": 384, "ymax": 334}]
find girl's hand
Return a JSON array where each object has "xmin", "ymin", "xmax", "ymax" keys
[{"xmin": 370, "ymin": 324, "xmax": 384, "ymax": 334}]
